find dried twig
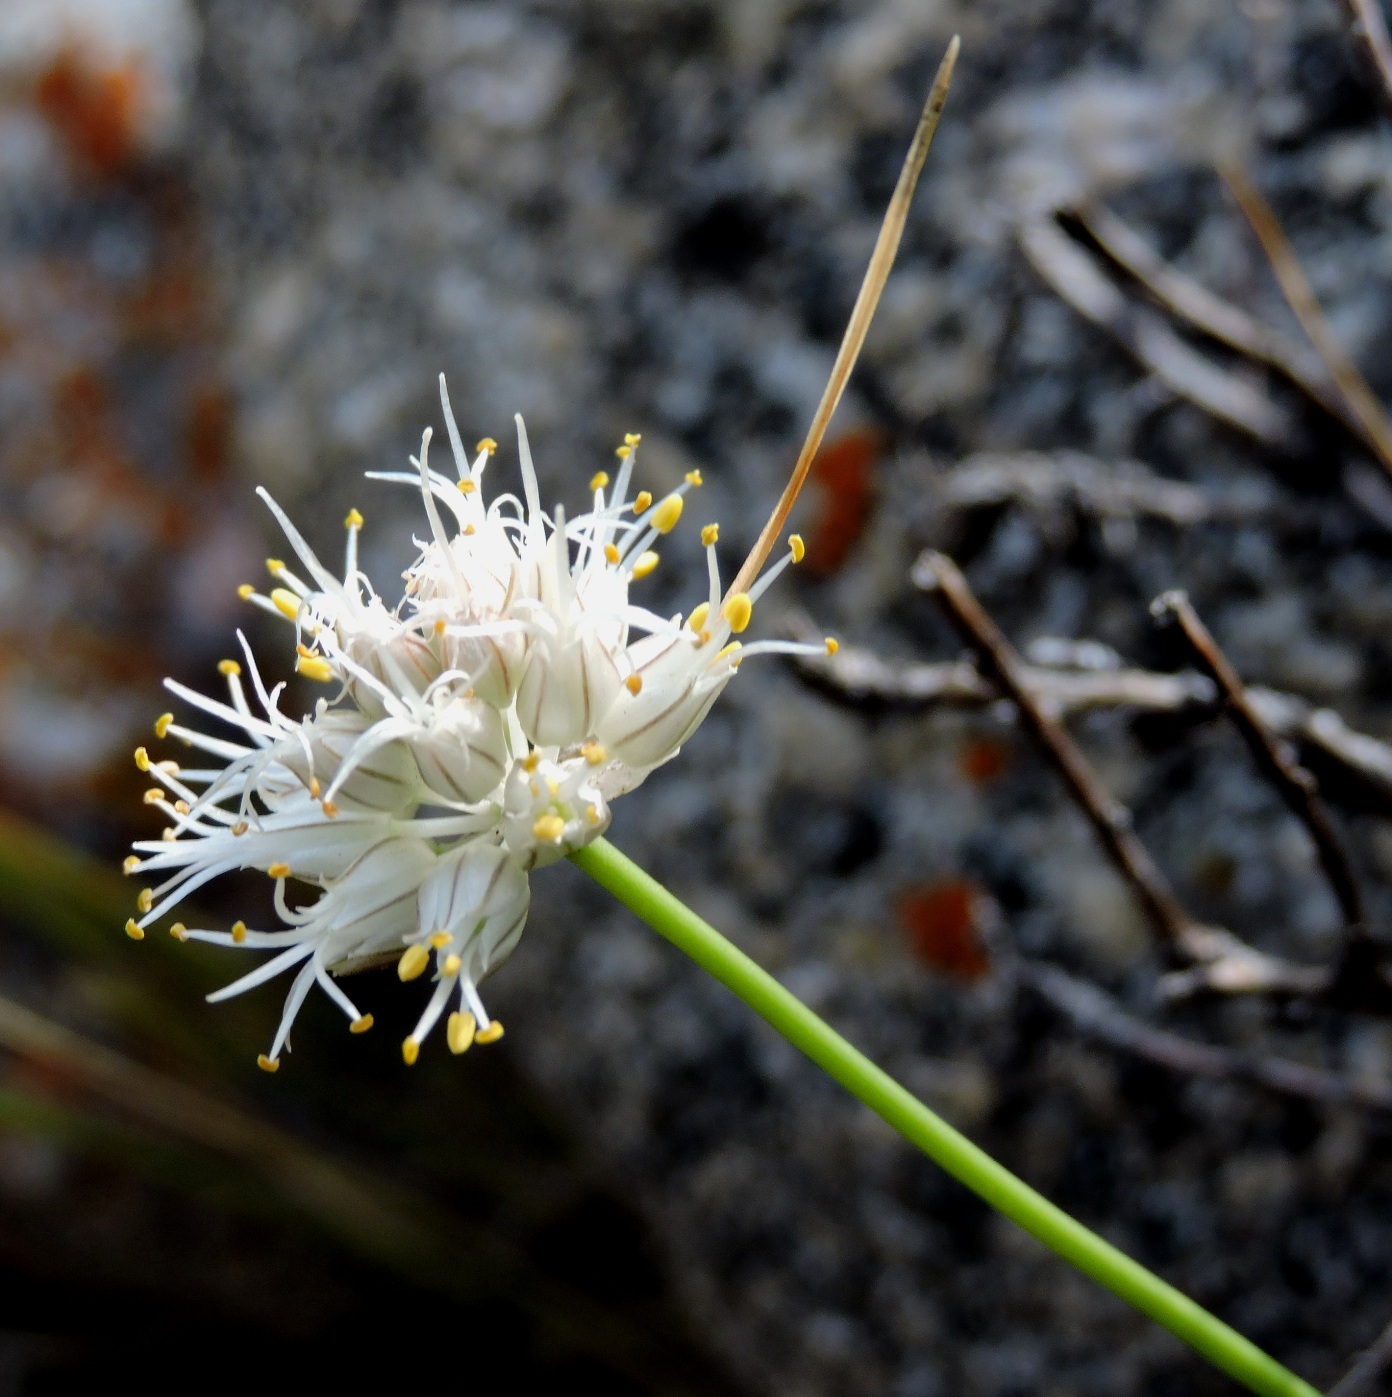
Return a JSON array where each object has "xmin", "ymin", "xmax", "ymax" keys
[
  {"xmin": 1018, "ymin": 216, "xmax": 1296, "ymax": 445},
  {"xmin": 1020, "ymin": 961, "xmax": 1392, "ymax": 1113},
  {"xmin": 1152, "ymin": 590, "xmax": 1365, "ymax": 929},
  {"xmin": 913, "ymin": 551, "xmax": 1328, "ymax": 997},
  {"xmin": 1221, "ymin": 162, "xmax": 1392, "ymax": 480},
  {"xmin": 1338, "ymin": 0, "xmax": 1392, "ymax": 115},
  {"xmin": 1073, "ymin": 199, "xmax": 1344, "ymax": 422},
  {"xmin": 1329, "ymin": 1311, "xmax": 1392, "ymax": 1397}
]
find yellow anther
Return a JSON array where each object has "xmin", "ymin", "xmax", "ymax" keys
[
  {"xmin": 217, "ymin": 658, "xmax": 242, "ymax": 676},
  {"xmin": 157, "ymin": 760, "xmax": 180, "ymax": 774},
  {"xmin": 701, "ymin": 523, "xmax": 719, "ymax": 547},
  {"xmin": 270, "ymin": 588, "xmax": 301, "ymax": 620},
  {"xmin": 603, "ymin": 543, "xmax": 620, "ymax": 565},
  {"xmin": 448, "ymin": 1011, "xmax": 477, "ymax": 1055},
  {"xmin": 632, "ymin": 551, "xmax": 659, "ymax": 580},
  {"xmin": 122, "ymin": 855, "xmax": 139, "ymax": 875},
  {"xmin": 231, "ymin": 920, "xmax": 247, "ymax": 943},
  {"xmin": 322, "ymin": 800, "xmax": 339, "ymax": 819},
  {"xmin": 688, "ymin": 602, "xmax": 710, "ymax": 632},
  {"xmin": 685, "ymin": 469, "xmax": 703, "ymax": 487},
  {"xmin": 624, "ymin": 432, "xmax": 642, "ymax": 447},
  {"xmin": 721, "ymin": 592, "xmax": 753, "ymax": 634},
  {"xmin": 161, "ymin": 827, "xmax": 176, "ymax": 841},
  {"xmin": 231, "ymin": 820, "xmax": 249, "ymax": 836},
  {"xmin": 267, "ymin": 862, "xmax": 291, "ymax": 880},
  {"xmin": 257, "ymin": 1054, "xmax": 280, "ymax": 1074},
  {"xmin": 652, "ymin": 494, "xmax": 683, "ymax": 534},
  {"xmin": 615, "ymin": 444, "xmax": 631, "ymax": 460},
  {"xmin": 170, "ymin": 922, "xmax": 187, "ymax": 942},
  {"xmin": 825, "ymin": 637, "xmax": 839, "ymax": 655},
  {"xmin": 133, "ymin": 746, "xmax": 150, "ymax": 771},
  {"xmin": 402, "ymin": 1037, "xmax": 420, "ymax": 1066},
  {"xmin": 457, "ymin": 477, "xmax": 477, "ymax": 495},
  {"xmin": 173, "ymin": 799, "xmax": 190, "ymax": 815},
  {"xmin": 545, "ymin": 777, "xmax": 559, "ymax": 797},
  {"xmin": 625, "ymin": 673, "xmax": 643, "ymax": 695},
  {"xmin": 581, "ymin": 740, "xmax": 607, "ymax": 766},
  {"xmin": 533, "ymin": 814, "xmax": 566, "ymax": 843},
  {"xmin": 434, "ymin": 618, "xmax": 447, "ymax": 635},
  {"xmin": 154, "ymin": 713, "xmax": 173, "ymax": 738},
  {"xmin": 429, "ymin": 930, "xmax": 452, "ymax": 949},
  {"xmin": 125, "ymin": 918, "xmax": 144, "ymax": 941},
  {"xmin": 442, "ymin": 954, "xmax": 462, "ymax": 976},
  {"xmin": 789, "ymin": 534, "xmax": 806, "ymax": 563},
  {"xmin": 137, "ymin": 888, "xmax": 154, "ymax": 913},
  {"xmin": 344, "ymin": 507, "xmax": 364, "ymax": 529},
  {"xmin": 522, "ymin": 752, "xmax": 539, "ymax": 773},
  {"xmin": 308, "ymin": 777, "xmax": 320, "ymax": 798},
  {"xmin": 463, "ymin": 523, "xmax": 476, "ymax": 536},
  {"xmin": 265, "ymin": 558, "xmax": 285, "ymax": 576},
  {"xmin": 296, "ymin": 655, "xmax": 335, "ymax": 683},
  {"xmin": 476, "ymin": 437, "xmax": 497, "ymax": 456},
  {"xmin": 143, "ymin": 788, "xmax": 164, "ymax": 805},
  {"xmin": 586, "ymin": 804, "xmax": 601, "ymax": 824},
  {"xmin": 398, "ymin": 944, "xmax": 430, "ymax": 982},
  {"xmin": 350, "ymin": 1014, "xmax": 374, "ymax": 1034},
  {"xmin": 476, "ymin": 1020, "xmax": 505, "ymax": 1045},
  {"xmin": 716, "ymin": 642, "xmax": 742, "ymax": 664},
  {"xmin": 633, "ymin": 490, "xmax": 652, "ymax": 513},
  {"xmin": 237, "ymin": 583, "xmax": 255, "ymax": 600},
  {"xmin": 590, "ymin": 471, "xmax": 610, "ymax": 492}
]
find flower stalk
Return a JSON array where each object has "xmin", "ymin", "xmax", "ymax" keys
[{"xmin": 569, "ymin": 836, "xmax": 1320, "ymax": 1397}]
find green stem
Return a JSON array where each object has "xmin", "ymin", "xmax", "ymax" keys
[{"xmin": 570, "ymin": 837, "xmax": 1320, "ymax": 1397}]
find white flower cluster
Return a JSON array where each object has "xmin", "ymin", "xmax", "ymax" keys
[{"xmin": 126, "ymin": 377, "xmax": 833, "ymax": 1071}]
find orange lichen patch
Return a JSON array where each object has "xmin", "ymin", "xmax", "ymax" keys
[
  {"xmin": 34, "ymin": 51, "xmax": 144, "ymax": 177},
  {"xmin": 802, "ymin": 427, "xmax": 884, "ymax": 576},
  {"xmin": 958, "ymin": 736, "xmax": 1011, "ymax": 786},
  {"xmin": 897, "ymin": 880, "xmax": 990, "ymax": 980}
]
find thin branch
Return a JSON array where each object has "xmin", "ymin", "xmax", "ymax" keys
[
  {"xmin": 1020, "ymin": 961, "xmax": 1392, "ymax": 1113},
  {"xmin": 1330, "ymin": 1312, "xmax": 1392, "ymax": 1397},
  {"xmin": 1338, "ymin": 0, "xmax": 1392, "ymax": 115},
  {"xmin": 912, "ymin": 551, "xmax": 1329, "ymax": 998},
  {"xmin": 1221, "ymin": 162, "xmax": 1392, "ymax": 480},
  {"xmin": 729, "ymin": 37, "xmax": 958, "ymax": 598},
  {"xmin": 1018, "ymin": 215, "xmax": 1296, "ymax": 446},
  {"xmin": 1073, "ymin": 199, "xmax": 1345, "ymax": 422},
  {"xmin": 1152, "ymin": 590, "xmax": 1365, "ymax": 929}
]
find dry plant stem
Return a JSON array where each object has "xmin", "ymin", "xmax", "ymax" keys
[
  {"xmin": 1221, "ymin": 162, "xmax": 1392, "ymax": 478},
  {"xmin": 1073, "ymin": 200, "xmax": 1344, "ymax": 421},
  {"xmin": 1018, "ymin": 215, "xmax": 1294, "ymax": 445},
  {"xmin": 1339, "ymin": 0, "xmax": 1392, "ymax": 113},
  {"xmin": 1153, "ymin": 590, "xmax": 1365, "ymax": 928},
  {"xmin": 1330, "ymin": 1312, "xmax": 1392, "ymax": 1397},
  {"xmin": 914, "ymin": 551, "xmax": 1194, "ymax": 949},
  {"xmin": 913, "ymin": 552, "xmax": 1327, "ymax": 997},
  {"xmin": 728, "ymin": 36, "xmax": 957, "ymax": 598},
  {"xmin": 570, "ymin": 838, "xmax": 1320, "ymax": 1397},
  {"xmin": 1022, "ymin": 961, "xmax": 1392, "ymax": 1112}
]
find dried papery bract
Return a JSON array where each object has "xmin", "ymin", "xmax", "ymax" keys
[{"xmin": 726, "ymin": 35, "xmax": 959, "ymax": 600}]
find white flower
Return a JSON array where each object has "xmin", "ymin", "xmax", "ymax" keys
[{"xmin": 130, "ymin": 373, "xmax": 833, "ymax": 1070}]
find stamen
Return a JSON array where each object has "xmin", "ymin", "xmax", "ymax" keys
[
  {"xmin": 581, "ymin": 740, "xmax": 606, "ymax": 765},
  {"xmin": 266, "ymin": 558, "xmax": 285, "ymax": 576},
  {"xmin": 345, "ymin": 508, "xmax": 364, "ymax": 529},
  {"xmin": 590, "ymin": 471, "xmax": 610, "ymax": 491},
  {"xmin": 458, "ymin": 478, "xmax": 477, "ymax": 494},
  {"xmin": 685, "ymin": 470, "xmax": 703, "ymax": 487},
  {"xmin": 625, "ymin": 674, "xmax": 643, "ymax": 695},
  {"xmin": 350, "ymin": 1014, "xmax": 374, "ymax": 1034},
  {"xmin": 604, "ymin": 543, "xmax": 620, "ymax": 564},
  {"xmin": 789, "ymin": 534, "xmax": 806, "ymax": 563},
  {"xmin": 624, "ymin": 432, "xmax": 641, "ymax": 446},
  {"xmin": 533, "ymin": 814, "xmax": 565, "ymax": 842},
  {"xmin": 632, "ymin": 551, "xmax": 659, "ymax": 580},
  {"xmin": 615, "ymin": 444, "xmax": 631, "ymax": 460},
  {"xmin": 429, "ymin": 930, "xmax": 452, "ymax": 949},
  {"xmin": 722, "ymin": 593, "xmax": 753, "ymax": 634},
  {"xmin": 402, "ymin": 1037, "xmax": 420, "ymax": 1065},
  {"xmin": 651, "ymin": 495, "xmax": 683, "ymax": 534},
  {"xmin": 125, "ymin": 918, "xmax": 144, "ymax": 941},
  {"xmin": 154, "ymin": 713, "xmax": 173, "ymax": 738},
  {"xmin": 143, "ymin": 788, "xmax": 164, "ymax": 804},
  {"xmin": 688, "ymin": 602, "xmax": 710, "ymax": 632},
  {"xmin": 217, "ymin": 659, "xmax": 242, "ymax": 676},
  {"xmin": 448, "ymin": 1011, "xmax": 477, "ymax": 1054},
  {"xmin": 826, "ymin": 637, "xmax": 839, "ymax": 654},
  {"xmin": 170, "ymin": 923, "xmax": 187, "ymax": 941},
  {"xmin": 399, "ymin": 945, "xmax": 430, "ymax": 981},
  {"xmin": 270, "ymin": 588, "xmax": 301, "ymax": 620},
  {"xmin": 476, "ymin": 1020, "xmax": 505, "ymax": 1044},
  {"xmin": 442, "ymin": 954, "xmax": 462, "ymax": 976},
  {"xmin": 232, "ymin": 921, "xmax": 247, "ymax": 943},
  {"xmin": 133, "ymin": 746, "xmax": 150, "ymax": 771},
  {"xmin": 237, "ymin": 584, "xmax": 255, "ymax": 600},
  {"xmin": 137, "ymin": 888, "xmax": 154, "ymax": 912},
  {"xmin": 633, "ymin": 490, "xmax": 652, "ymax": 513},
  {"xmin": 476, "ymin": 437, "xmax": 497, "ymax": 455},
  {"xmin": 296, "ymin": 655, "xmax": 335, "ymax": 683},
  {"xmin": 267, "ymin": 863, "xmax": 291, "ymax": 879},
  {"xmin": 701, "ymin": 524, "xmax": 719, "ymax": 547},
  {"xmin": 123, "ymin": 855, "xmax": 140, "ymax": 875},
  {"xmin": 257, "ymin": 1054, "xmax": 280, "ymax": 1073}
]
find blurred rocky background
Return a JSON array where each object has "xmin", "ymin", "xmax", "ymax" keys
[{"xmin": 3, "ymin": 0, "xmax": 1392, "ymax": 1392}]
